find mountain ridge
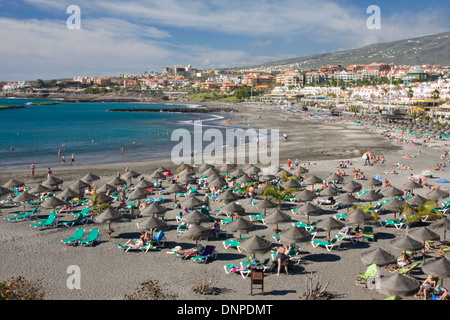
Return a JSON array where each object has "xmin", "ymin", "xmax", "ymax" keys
[{"xmin": 250, "ymin": 31, "xmax": 450, "ymax": 70}]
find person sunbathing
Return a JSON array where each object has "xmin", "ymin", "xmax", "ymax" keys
[
  {"xmin": 123, "ymin": 231, "xmax": 150, "ymax": 248},
  {"xmin": 416, "ymin": 275, "xmax": 437, "ymax": 300},
  {"xmin": 397, "ymin": 252, "xmax": 411, "ymax": 268}
]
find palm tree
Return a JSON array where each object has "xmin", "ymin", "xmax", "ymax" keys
[
  {"xmin": 89, "ymin": 193, "xmax": 113, "ymax": 215},
  {"xmin": 260, "ymin": 185, "xmax": 300, "ymax": 208}
]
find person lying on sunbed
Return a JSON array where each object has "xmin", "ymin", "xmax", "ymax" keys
[{"xmin": 123, "ymin": 231, "xmax": 151, "ymax": 248}]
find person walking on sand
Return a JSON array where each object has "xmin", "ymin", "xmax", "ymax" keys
[
  {"xmin": 60, "ymin": 155, "xmax": 66, "ymax": 166},
  {"xmin": 47, "ymin": 168, "xmax": 52, "ymax": 179},
  {"xmin": 30, "ymin": 164, "xmax": 36, "ymax": 179}
]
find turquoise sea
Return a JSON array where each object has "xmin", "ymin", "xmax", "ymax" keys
[{"xmin": 0, "ymin": 98, "xmax": 231, "ymax": 171}]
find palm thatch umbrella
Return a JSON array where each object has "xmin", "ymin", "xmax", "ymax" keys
[
  {"xmin": 426, "ymin": 188, "xmax": 449, "ymax": 201},
  {"xmin": 28, "ymin": 184, "xmax": 50, "ymax": 195},
  {"xmin": 140, "ymin": 202, "xmax": 167, "ymax": 218},
  {"xmin": 264, "ymin": 208, "xmax": 292, "ymax": 234},
  {"xmin": 220, "ymin": 163, "xmax": 237, "ymax": 174},
  {"xmin": 220, "ymin": 201, "xmax": 246, "ymax": 217},
  {"xmin": 294, "ymin": 189, "xmax": 316, "ymax": 202},
  {"xmin": 245, "ymin": 165, "xmax": 261, "ymax": 175},
  {"xmin": 127, "ymin": 188, "xmax": 150, "ymax": 201},
  {"xmin": 319, "ymin": 185, "xmax": 340, "ymax": 197},
  {"xmin": 302, "ymin": 175, "xmax": 323, "ymax": 191},
  {"xmin": 198, "ymin": 163, "xmax": 215, "ymax": 172},
  {"xmin": 177, "ymin": 174, "xmax": 197, "ymax": 185},
  {"xmin": 217, "ymin": 189, "xmax": 240, "ymax": 203},
  {"xmin": 342, "ymin": 180, "xmax": 362, "ymax": 194},
  {"xmin": 335, "ymin": 193, "xmax": 358, "ymax": 212},
  {"xmin": 12, "ymin": 191, "xmax": 37, "ymax": 213},
  {"xmin": 298, "ymin": 202, "xmax": 322, "ymax": 224},
  {"xmin": 93, "ymin": 208, "xmax": 122, "ymax": 239},
  {"xmin": 137, "ymin": 216, "xmax": 168, "ymax": 237},
  {"xmin": 293, "ymin": 166, "xmax": 309, "ymax": 175},
  {"xmin": 181, "ymin": 224, "xmax": 212, "ymax": 247},
  {"xmin": 70, "ymin": 179, "xmax": 91, "ymax": 190},
  {"xmin": 41, "ymin": 196, "xmax": 66, "ymax": 210},
  {"xmin": 316, "ymin": 217, "xmax": 344, "ymax": 239},
  {"xmin": 422, "ymin": 258, "xmax": 450, "ymax": 287},
  {"xmin": 258, "ymin": 174, "xmax": 276, "ymax": 183},
  {"xmin": 123, "ymin": 170, "xmax": 140, "ymax": 180},
  {"xmin": 149, "ymin": 171, "xmax": 166, "ymax": 181},
  {"xmin": 378, "ymin": 274, "xmax": 421, "ymax": 297},
  {"xmin": 81, "ymin": 173, "xmax": 100, "ymax": 183},
  {"xmin": 279, "ymin": 226, "xmax": 313, "ymax": 244},
  {"xmin": 108, "ymin": 177, "xmax": 126, "ymax": 187},
  {"xmin": 203, "ymin": 166, "xmax": 220, "ymax": 177},
  {"xmin": 326, "ymin": 173, "xmax": 343, "ymax": 183},
  {"xmin": 360, "ymin": 248, "xmax": 396, "ymax": 266},
  {"xmin": 182, "ymin": 210, "xmax": 210, "ymax": 225},
  {"xmin": 383, "ymin": 186, "xmax": 404, "ymax": 198},
  {"xmin": 403, "ymin": 180, "xmax": 423, "ymax": 193},
  {"xmin": 389, "ymin": 235, "xmax": 423, "ymax": 257},
  {"xmin": 345, "ymin": 209, "xmax": 373, "ymax": 230},
  {"xmin": 97, "ymin": 183, "xmax": 117, "ymax": 194},
  {"xmin": 177, "ymin": 163, "xmax": 194, "ymax": 173},
  {"xmin": 57, "ymin": 188, "xmax": 80, "ymax": 201},
  {"xmin": 256, "ymin": 198, "xmax": 277, "ymax": 216},
  {"xmin": 0, "ymin": 186, "xmax": 11, "ymax": 197},
  {"xmin": 407, "ymin": 227, "xmax": 440, "ymax": 262},
  {"xmin": 359, "ymin": 190, "xmax": 382, "ymax": 205},
  {"xmin": 282, "ymin": 179, "xmax": 301, "ymax": 189},
  {"xmin": 363, "ymin": 178, "xmax": 382, "ymax": 190},
  {"xmin": 178, "ymin": 168, "xmax": 196, "ymax": 177},
  {"xmin": 43, "ymin": 176, "xmax": 64, "ymax": 187},
  {"xmin": 225, "ymin": 217, "xmax": 255, "ymax": 239},
  {"xmin": 430, "ymin": 218, "xmax": 450, "ymax": 241},
  {"xmin": 229, "ymin": 168, "xmax": 246, "ymax": 178},
  {"xmin": 383, "ymin": 198, "xmax": 405, "ymax": 219},
  {"xmin": 181, "ymin": 195, "xmax": 204, "ymax": 209},
  {"xmin": 134, "ymin": 179, "xmax": 154, "ymax": 190},
  {"xmin": 238, "ymin": 235, "xmax": 273, "ymax": 259},
  {"xmin": 236, "ymin": 174, "xmax": 253, "ymax": 184},
  {"xmin": 276, "ymin": 169, "xmax": 292, "ymax": 179},
  {"xmin": 165, "ymin": 183, "xmax": 186, "ymax": 200},
  {"xmin": 3, "ymin": 179, "xmax": 25, "ymax": 189},
  {"xmin": 406, "ymin": 194, "xmax": 428, "ymax": 207}
]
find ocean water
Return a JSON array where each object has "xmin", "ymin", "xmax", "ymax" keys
[{"xmin": 0, "ymin": 98, "xmax": 231, "ymax": 171}]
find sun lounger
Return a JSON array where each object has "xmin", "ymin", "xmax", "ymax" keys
[
  {"xmin": 30, "ymin": 211, "xmax": 59, "ymax": 230},
  {"xmin": 60, "ymin": 210, "xmax": 90, "ymax": 227},
  {"xmin": 249, "ymin": 214, "xmax": 266, "ymax": 224},
  {"xmin": 79, "ymin": 229, "xmax": 101, "ymax": 246},
  {"xmin": 311, "ymin": 237, "xmax": 341, "ymax": 251},
  {"xmin": 150, "ymin": 230, "xmax": 166, "ymax": 247},
  {"xmin": 61, "ymin": 228, "xmax": 85, "ymax": 246},
  {"xmin": 223, "ymin": 238, "xmax": 245, "ymax": 252},
  {"xmin": 192, "ymin": 245, "xmax": 217, "ymax": 264},
  {"xmin": 362, "ymin": 226, "xmax": 375, "ymax": 242},
  {"xmin": 379, "ymin": 217, "xmax": 405, "ymax": 229},
  {"xmin": 118, "ymin": 241, "xmax": 155, "ymax": 252},
  {"xmin": 224, "ymin": 264, "xmax": 251, "ymax": 279},
  {"xmin": 4, "ymin": 206, "xmax": 39, "ymax": 222},
  {"xmin": 355, "ymin": 263, "xmax": 380, "ymax": 287}
]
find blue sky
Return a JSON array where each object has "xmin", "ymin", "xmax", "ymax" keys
[{"xmin": 0, "ymin": 0, "xmax": 449, "ymax": 81}]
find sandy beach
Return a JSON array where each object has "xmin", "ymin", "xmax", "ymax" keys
[{"xmin": 1, "ymin": 101, "xmax": 449, "ymax": 302}]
